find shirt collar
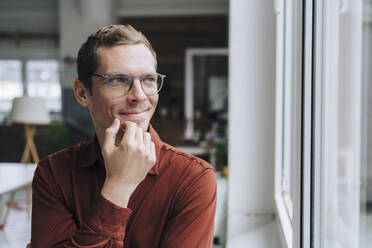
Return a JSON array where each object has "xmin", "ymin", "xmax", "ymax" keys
[{"xmin": 78, "ymin": 123, "xmax": 163, "ymax": 176}]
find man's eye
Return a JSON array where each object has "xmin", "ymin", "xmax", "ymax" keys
[
  {"xmin": 142, "ymin": 76, "xmax": 157, "ymax": 84},
  {"xmin": 109, "ymin": 76, "xmax": 131, "ymax": 85}
]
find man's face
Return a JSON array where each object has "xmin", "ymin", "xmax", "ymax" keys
[{"xmin": 84, "ymin": 43, "xmax": 158, "ymax": 133}]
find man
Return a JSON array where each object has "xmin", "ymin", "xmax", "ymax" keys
[{"xmin": 30, "ymin": 25, "xmax": 216, "ymax": 247}]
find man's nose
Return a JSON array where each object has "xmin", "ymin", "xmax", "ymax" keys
[{"xmin": 127, "ymin": 79, "xmax": 147, "ymax": 102}]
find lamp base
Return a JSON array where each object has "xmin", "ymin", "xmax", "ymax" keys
[{"xmin": 21, "ymin": 124, "xmax": 39, "ymax": 164}]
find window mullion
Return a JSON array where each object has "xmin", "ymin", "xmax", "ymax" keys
[{"xmin": 22, "ymin": 59, "xmax": 27, "ymax": 96}]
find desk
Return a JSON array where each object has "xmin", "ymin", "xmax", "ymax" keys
[
  {"xmin": 176, "ymin": 146, "xmax": 216, "ymax": 170},
  {"xmin": 176, "ymin": 146, "xmax": 209, "ymax": 156},
  {"xmin": 0, "ymin": 163, "xmax": 36, "ymax": 229}
]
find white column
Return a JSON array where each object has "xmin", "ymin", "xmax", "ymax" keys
[
  {"xmin": 227, "ymin": 0, "xmax": 279, "ymax": 246},
  {"xmin": 59, "ymin": 0, "xmax": 113, "ymax": 64}
]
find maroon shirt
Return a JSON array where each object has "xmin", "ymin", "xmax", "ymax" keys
[{"xmin": 30, "ymin": 125, "xmax": 216, "ymax": 247}]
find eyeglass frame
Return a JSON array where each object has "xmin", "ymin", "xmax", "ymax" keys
[{"xmin": 90, "ymin": 72, "xmax": 166, "ymax": 96}]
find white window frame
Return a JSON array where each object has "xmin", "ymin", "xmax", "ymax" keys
[
  {"xmin": 274, "ymin": 0, "xmax": 313, "ymax": 247},
  {"xmin": 274, "ymin": 0, "xmax": 294, "ymax": 245},
  {"xmin": 301, "ymin": 0, "xmax": 314, "ymax": 247}
]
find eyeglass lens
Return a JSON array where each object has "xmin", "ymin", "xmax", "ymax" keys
[{"xmin": 105, "ymin": 74, "xmax": 163, "ymax": 96}]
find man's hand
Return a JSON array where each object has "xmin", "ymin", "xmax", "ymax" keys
[{"xmin": 100, "ymin": 119, "xmax": 156, "ymax": 208}]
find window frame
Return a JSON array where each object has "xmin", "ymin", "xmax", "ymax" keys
[
  {"xmin": 274, "ymin": 0, "xmax": 313, "ymax": 247},
  {"xmin": 274, "ymin": 0, "xmax": 293, "ymax": 245},
  {"xmin": 301, "ymin": 0, "xmax": 314, "ymax": 247}
]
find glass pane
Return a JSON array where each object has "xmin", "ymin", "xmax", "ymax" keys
[
  {"xmin": 317, "ymin": 1, "xmax": 365, "ymax": 247},
  {"xmin": 26, "ymin": 60, "xmax": 61, "ymax": 112},
  {"xmin": 0, "ymin": 60, "xmax": 23, "ymax": 118}
]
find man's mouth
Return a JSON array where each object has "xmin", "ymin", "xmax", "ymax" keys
[{"xmin": 119, "ymin": 109, "xmax": 148, "ymax": 117}]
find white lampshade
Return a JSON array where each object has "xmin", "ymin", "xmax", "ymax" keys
[{"xmin": 8, "ymin": 96, "xmax": 50, "ymax": 125}]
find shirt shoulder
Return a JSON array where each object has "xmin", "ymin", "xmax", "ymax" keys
[
  {"xmin": 34, "ymin": 139, "xmax": 98, "ymax": 204},
  {"xmin": 35, "ymin": 139, "xmax": 97, "ymax": 186},
  {"xmin": 38, "ymin": 138, "xmax": 96, "ymax": 170}
]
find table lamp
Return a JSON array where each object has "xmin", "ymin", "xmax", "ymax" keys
[{"xmin": 8, "ymin": 96, "xmax": 50, "ymax": 164}]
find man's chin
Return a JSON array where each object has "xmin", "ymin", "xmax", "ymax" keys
[{"xmin": 117, "ymin": 119, "xmax": 149, "ymax": 131}]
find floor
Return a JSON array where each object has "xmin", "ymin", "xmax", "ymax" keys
[
  {"xmin": 360, "ymin": 211, "xmax": 372, "ymax": 247},
  {"xmin": 226, "ymin": 218, "xmax": 281, "ymax": 248},
  {"xmin": 0, "ymin": 189, "xmax": 31, "ymax": 248}
]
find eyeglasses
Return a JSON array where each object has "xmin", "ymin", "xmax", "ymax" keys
[{"xmin": 91, "ymin": 72, "xmax": 165, "ymax": 97}]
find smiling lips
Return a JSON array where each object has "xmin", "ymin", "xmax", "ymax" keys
[{"xmin": 120, "ymin": 109, "xmax": 148, "ymax": 118}]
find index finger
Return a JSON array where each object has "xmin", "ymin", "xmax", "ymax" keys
[
  {"xmin": 122, "ymin": 121, "xmax": 137, "ymax": 142},
  {"xmin": 103, "ymin": 118, "xmax": 121, "ymax": 149}
]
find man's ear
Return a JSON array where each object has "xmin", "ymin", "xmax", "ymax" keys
[{"xmin": 73, "ymin": 79, "xmax": 90, "ymax": 107}]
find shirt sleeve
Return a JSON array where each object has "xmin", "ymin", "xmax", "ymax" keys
[
  {"xmin": 159, "ymin": 167, "xmax": 217, "ymax": 248},
  {"xmin": 31, "ymin": 162, "xmax": 132, "ymax": 248}
]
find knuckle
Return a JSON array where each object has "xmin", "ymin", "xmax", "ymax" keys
[
  {"xmin": 102, "ymin": 147, "xmax": 110, "ymax": 156},
  {"xmin": 125, "ymin": 138, "xmax": 133, "ymax": 146},
  {"xmin": 127, "ymin": 142, "xmax": 135, "ymax": 150},
  {"xmin": 144, "ymin": 132, "xmax": 151, "ymax": 139},
  {"xmin": 105, "ymin": 128, "xmax": 114, "ymax": 135},
  {"xmin": 101, "ymin": 148, "xmax": 108, "ymax": 155},
  {"xmin": 135, "ymin": 147, "xmax": 143, "ymax": 154},
  {"xmin": 127, "ymin": 121, "xmax": 136, "ymax": 128}
]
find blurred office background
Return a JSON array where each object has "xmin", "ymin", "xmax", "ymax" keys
[{"xmin": 0, "ymin": 0, "xmax": 371, "ymax": 248}]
